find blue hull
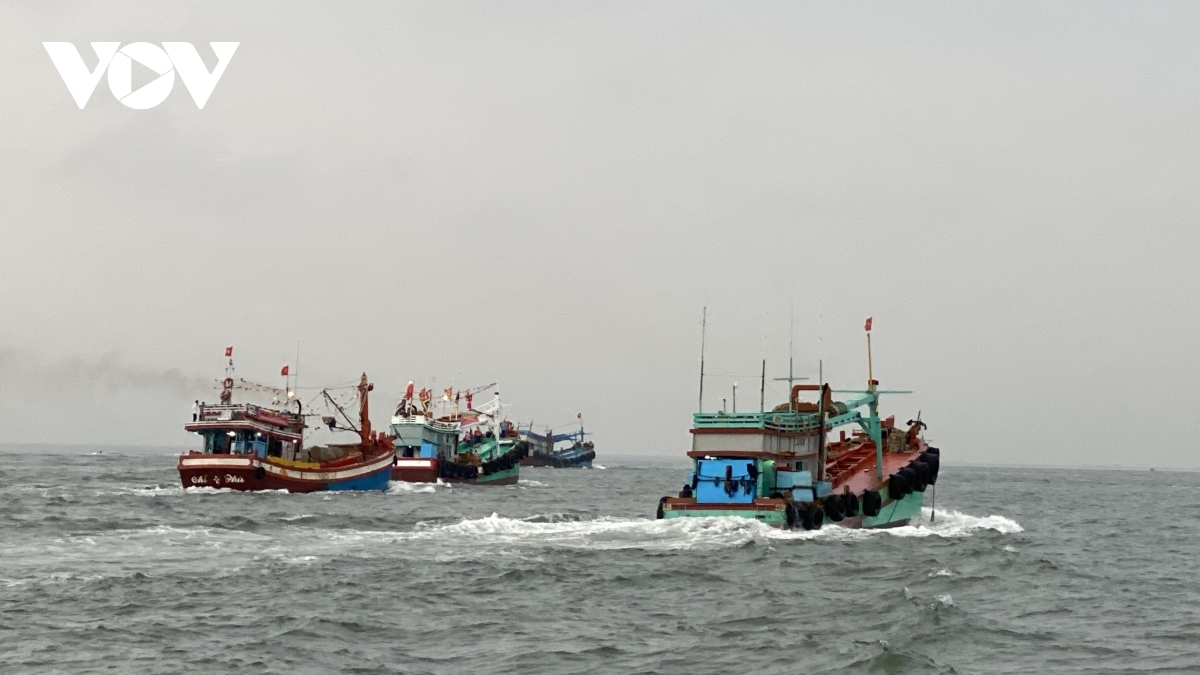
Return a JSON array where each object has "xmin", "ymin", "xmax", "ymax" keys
[{"xmin": 327, "ymin": 467, "xmax": 392, "ymax": 492}]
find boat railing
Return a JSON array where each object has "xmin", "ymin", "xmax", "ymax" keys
[
  {"xmin": 693, "ymin": 408, "xmax": 867, "ymax": 434},
  {"xmin": 391, "ymin": 415, "xmax": 460, "ymax": 433},
  {"xmin": 198, "ymin": 403, "xmax": 299, "ymax": 425}
]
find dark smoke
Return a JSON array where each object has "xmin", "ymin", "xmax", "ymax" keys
[{"xmin": 0, "ymin": 347, "xmax": 212, "ymax": 398}]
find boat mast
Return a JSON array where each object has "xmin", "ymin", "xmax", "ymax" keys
[
  {"xmin": 759, "ymin": 359, "xmax": 765, "ymax": 414},
  {"xmin": 292, "ymin": 340, "xmax": 300, "ymax": 411},
  {"xmin": 864, "ymin": 317, "xmax": 884, "ymax": 478},
  {"xmin": 698, "ymin": 306, "xmax": 707, "ymax": 412},
  {"xmin": 788, "ymin": 303, "xmax": 795, "ymax": 413},
  {"xmin": 357, "ymin": 373, "xmax": 373, "ymax": 445}
]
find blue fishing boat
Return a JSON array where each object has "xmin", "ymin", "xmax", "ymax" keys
[{"xmin": 519, "ymin": 418, "xmax": 595, "ymax": 468}]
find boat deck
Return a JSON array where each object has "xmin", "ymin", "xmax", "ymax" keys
[{"xmin": 833, "ymin": 449, "xmax": 922, "ymax": 495}]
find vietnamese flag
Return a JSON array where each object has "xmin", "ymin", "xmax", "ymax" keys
[
  {"xmin": 864, "ymin": 317, "xmax": 873, "ymax": 332},
  {"xmin": 281, "ymin": 365, "xmax": 289, "ymax": 376},
  {"xmin": 225, "ymin": 346, "xmax": 233, "ymax": 357}
]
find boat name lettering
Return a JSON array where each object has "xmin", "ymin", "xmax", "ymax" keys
[{"xmin": 224, "ymin": 474, "xmax": 245, "ymax": 483}]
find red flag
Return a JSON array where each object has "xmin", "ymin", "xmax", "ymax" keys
[
  {"xmin": 280, "ymin": 365, "xmax": 289, "ymax": 376},
  {"xmin": 864, "ymin": 317, "xmax": 873, "ymax": 332},
  {"xmin": 225, "ymin": 346, "xmax": 233, "ymax": 357},
  {"xmin": 577, "ymin": 413, "xmax": 582, "ymax": 419}
]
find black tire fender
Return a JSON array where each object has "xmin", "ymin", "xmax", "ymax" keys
[
  {"xmin": 843, "ymin": 492, "xmax": 860, "ymax": 517},
  {"xmin": 824, "ymin": 496, "xmax": 845, "ymax": 522}
]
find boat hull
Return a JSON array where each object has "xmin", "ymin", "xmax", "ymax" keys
[
  {"xmin": 391, "ymin": 458, "xmax": 440, "ymax": 483},
  {"xmin": 390, "ymin": 458, "xmax": 520, "ymax": 486},
  {"xmin": 662, "ymin": 490, "xmax": 926, "ymax": 530},
  {"xmin": 178, "ymin": 452, "xmax": 393, "ymax": 493}
]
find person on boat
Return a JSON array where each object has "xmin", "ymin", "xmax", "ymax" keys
[
  {"xmin": 679, "ymin": 484, "xmax": 694, "ymax": 498},
  {"xmin": 192, "ymin": 400, "xmax": 200, "ymax": 422}
]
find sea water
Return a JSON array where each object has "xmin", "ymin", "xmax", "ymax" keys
[{"xmin": 1, "ymin": 448, "xmax": 1197, "ymax": 674}]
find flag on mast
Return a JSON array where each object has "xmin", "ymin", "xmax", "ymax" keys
[
  {"xmin": 280, "ymin": 365, "xmax": 289, "ymax": 377},
  {"xmin": 225, "ymin": 346, "xmax": 233, "ymax": 357},
  {"xmin": 864, "ymin": 317, "xmax": 873, "ymax": 332}
]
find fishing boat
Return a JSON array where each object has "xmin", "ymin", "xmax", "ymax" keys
[
  {"xmin": 656, "ymin": 318, "xmax": 941, "ymax": 530},
  {"xmin": 519, "ymin": 417, "xmax": 595, "ymax": 468},
  {"xmin": 178, "ymin": 350, "xmax": 393, "ymax": 492},
  {"xmin": 390, "ymin": 382, "xmax": 527, "ymax": 485}
]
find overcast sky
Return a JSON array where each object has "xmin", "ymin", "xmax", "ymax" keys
[{"xmin": 1, "ymin": 2, "xmax": 1197, "ymax": 468}]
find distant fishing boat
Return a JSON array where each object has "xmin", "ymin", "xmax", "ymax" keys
[
  {"xmin": 390, "ymin": 382, "xmax": 527, "ymax": 485},
  {"xmin": 178, "ymin": 349, "xmax": 393, "ymax": 492},
  {"xmin": 656, "ymin": 317, "xmax": 941, "ymax": 529},
  {"xmin": 519, "ymin": 416, "xmax": 595, "ymax": 468}
]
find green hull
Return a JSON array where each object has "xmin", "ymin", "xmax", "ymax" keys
[
  {"xmin": 472, "ymin": 465, "xmax": 519, "ymax": 485},
  {"xmin": 860, "ymin": 487, "xmax": 925, "ymax": 528}
]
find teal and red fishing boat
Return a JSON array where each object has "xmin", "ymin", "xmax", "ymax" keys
[
  {"xmin": 656, "ymin": 318, "xmax": 941, "ymax": 530},
  {"xmin": 390, "ymin": 383, "xmax": 527, "ymax": 485}
]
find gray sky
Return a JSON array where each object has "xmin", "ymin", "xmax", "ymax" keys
[{"xmin": 2, "ymin": 2, "xmax": 1198, "ymax": 468}]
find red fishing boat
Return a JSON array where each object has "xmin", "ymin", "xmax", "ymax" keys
[{"xmin": 178, "ymin": 350, "xmax": 393, "ymax": 492}]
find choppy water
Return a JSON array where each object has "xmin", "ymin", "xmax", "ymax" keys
[{"xmin": 2, "ymin": 448, "xmax": 1198, "ymax": 674}]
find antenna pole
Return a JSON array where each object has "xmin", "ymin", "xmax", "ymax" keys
[
  {"xmin": 698, "ymin": 306, "xmax": 707, "ymax": 412},
  {"xmin": 867, "ymin": 332, "xmax": 874, "ymax": 392},
  {"xmin": 788, "ymin": 301, "xmax": 795, "ymax": 413},
  {"xmin": 759, "ymin": 359, "xmax": 765, "ymax": 413}
]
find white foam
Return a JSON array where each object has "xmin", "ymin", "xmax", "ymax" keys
[
  {"xmin": 181, "ymin": 486, "xmax": 291, "ymax": 495},
  {"xmin": 387, "ymin": 481, "xmax": 437, "ymax": 494},
  {"xmin": 183, "ymin": 486, "xmax": 235, "ymax": 494},
  {"xmin": 518, "ymin": 479, "xmax": 547, "ymax": 487},
  {"xmin": 321, "ymin": 506, "xmax": 1021, "ymax": 552},
  {"xmin": 936, "ymin": 594, "xmax": 954, "ymax": 606},
  {"xmin": 929, "ymin": 568, "xmax": 953, "ymax": 577}
]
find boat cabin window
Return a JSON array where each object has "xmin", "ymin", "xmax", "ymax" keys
[
  {"xmin": 204, "ymin": 432, "xmax": 232, "ymax": 454},
  {"xmin": 201, "ymin": 430, "xmax": 272, "ymax": 456}
]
